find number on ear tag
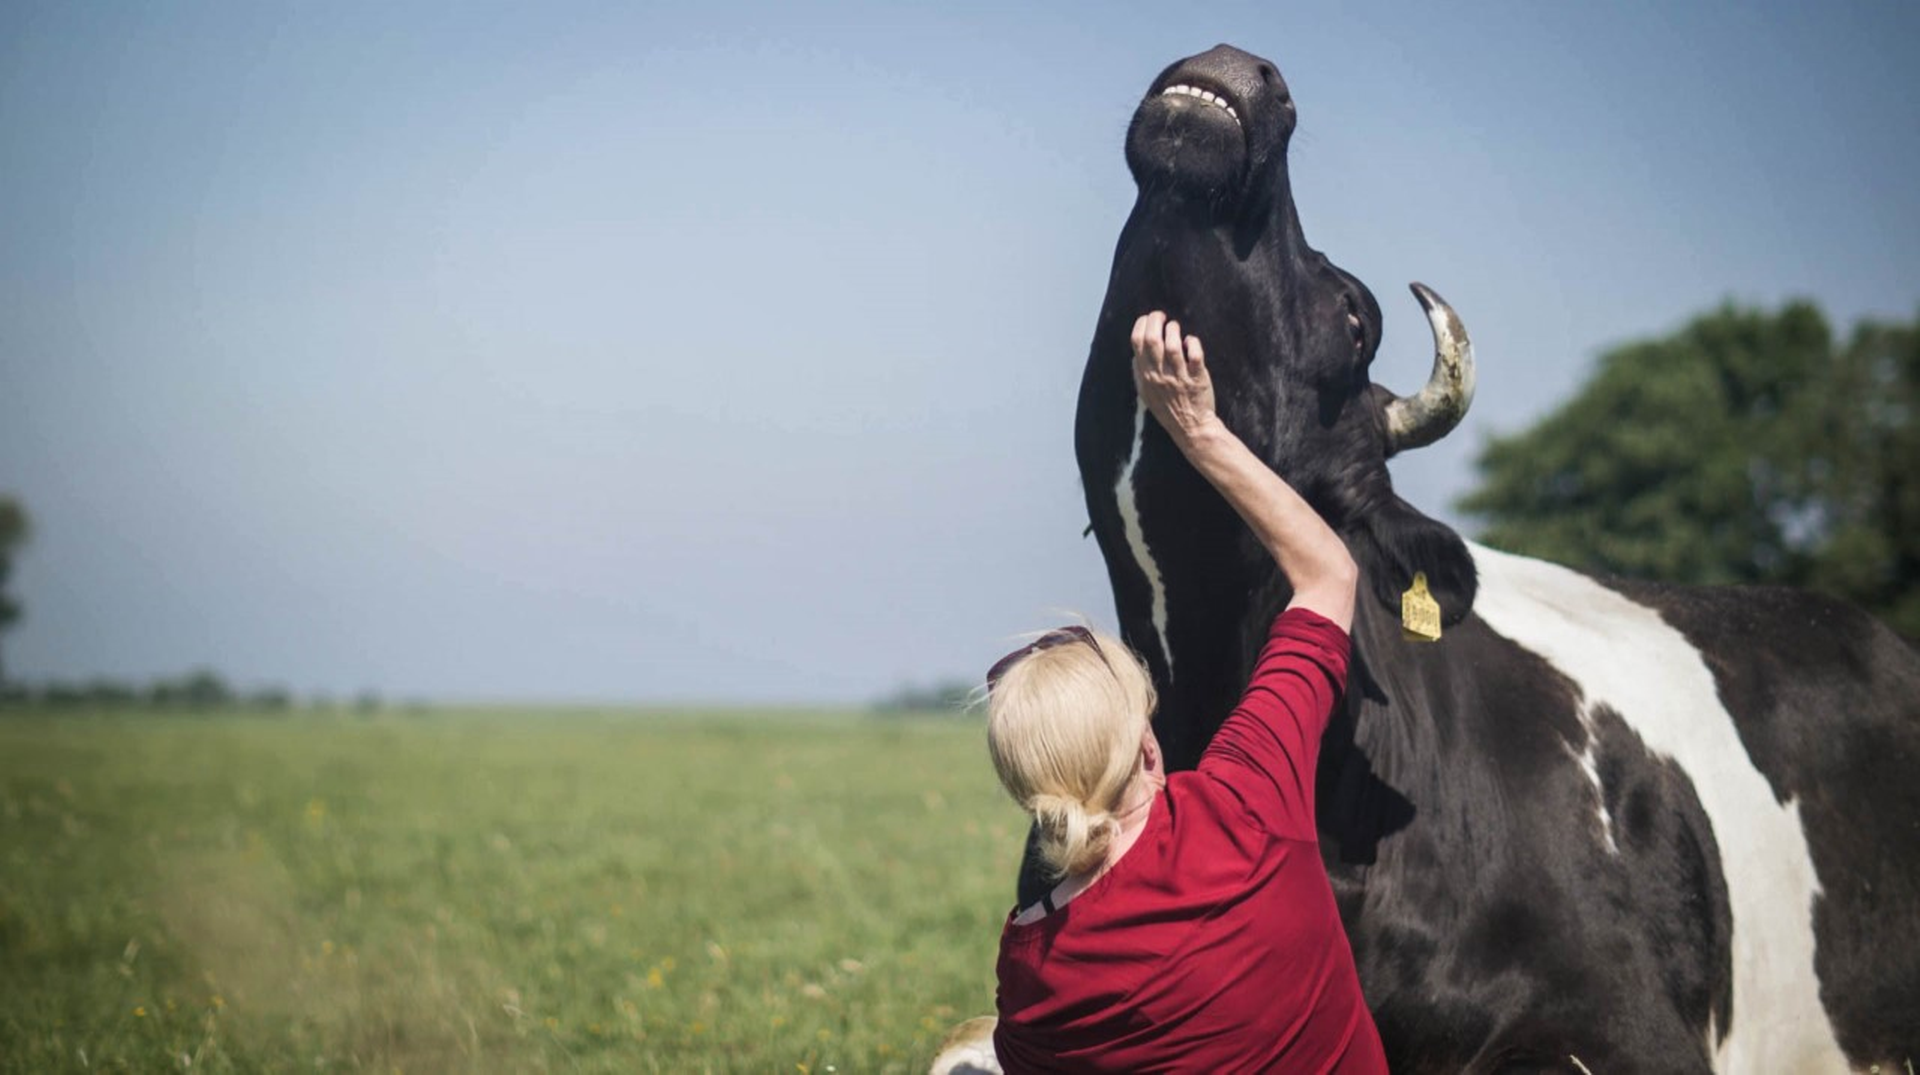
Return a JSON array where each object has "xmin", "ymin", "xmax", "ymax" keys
[{"xmin": 1402, "ymin": 571, "xmax": 1442, "ymax": 642}]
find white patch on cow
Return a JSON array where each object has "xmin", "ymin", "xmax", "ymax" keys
[
  {"xmin": 1573, "ymin": 736, "xmax": 1619, "ymax": 854},
  {"xmin": 1469, "ymin": 543, "xmax": 1850, "ymax": 1074},
  {"xmin": 1116, "ymin": 401, "xmax": 1172, "ymax": 680}
]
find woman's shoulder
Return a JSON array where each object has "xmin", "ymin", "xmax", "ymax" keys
[{"xmin": 1165, "ymin": 770, "xmax": 1283, "ymax": 862}]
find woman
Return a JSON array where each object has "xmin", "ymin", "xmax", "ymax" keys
[{"xmin": 983, "ymin": 313, "xmax": 1386, "ymax": 1073}]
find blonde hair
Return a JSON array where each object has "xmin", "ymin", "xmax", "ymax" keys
[{"xmin": 986, "ymin": 628, "xmax": 1157, "ymax": 880}]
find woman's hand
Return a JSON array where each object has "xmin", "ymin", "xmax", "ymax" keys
[{"xmin": 1131, "ymin": 312, "xmax": 1223, "ymax": 450}]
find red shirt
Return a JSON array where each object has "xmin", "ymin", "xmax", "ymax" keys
[{"xmin": 994, "ymin": 608, "xmax": 1387, "ymax": 1074}]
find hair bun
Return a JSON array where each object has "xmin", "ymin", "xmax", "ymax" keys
[{"xmin": 1028, "ymin": 793, "xmax": 1120, "ymax": 879}]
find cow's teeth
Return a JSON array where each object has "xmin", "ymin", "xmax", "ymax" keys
[{"xmin": 1160, "ymin": 83, "xmax": 1241, "ymax": 124}]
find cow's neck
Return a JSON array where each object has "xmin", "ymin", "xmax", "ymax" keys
[
  {"xmin": 1115, "ymin": 175, "xmax": 1306, "ymax": 298},
  {"xmin": 1310, "ymin": 586, "xmax": 1439, "ymax": 876}
]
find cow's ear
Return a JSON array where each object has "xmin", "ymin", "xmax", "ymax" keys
[{"xmin": 1348, "ymin": 495, "xmax": 1478, "ymax": 626}]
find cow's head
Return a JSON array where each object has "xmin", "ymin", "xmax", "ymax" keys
[{"xmin": 1107, "ymin": 43, "xmax": 1478, "ymax": 624}]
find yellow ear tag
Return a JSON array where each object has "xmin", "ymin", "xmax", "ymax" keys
[{"xmin": 1401, "ymin": 571, "xmax": 1443, "ymax": 642}]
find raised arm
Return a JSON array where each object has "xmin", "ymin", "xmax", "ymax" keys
[{"xmin": 1131, "ymin": 312, "xmax": 1359, "ymax": 631}]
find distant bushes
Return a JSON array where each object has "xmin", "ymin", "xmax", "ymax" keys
[
  {"xmin": 870, "ymin": 679, "xmax": 979, "ymax": 716},
  {"xmin": 0, "ymin": 668, "xmax": 388, "ymax": 713}
]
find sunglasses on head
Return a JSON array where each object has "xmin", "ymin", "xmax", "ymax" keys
[{"xmin": 985, "ymin": 625, "xmax": 1114, "ymax": 691}]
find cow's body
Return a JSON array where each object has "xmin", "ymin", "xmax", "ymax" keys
[
  {"xmin": 1077, "ymin": 324, "xmax": 1920, "ymax": 1070},
  {"xmin": 1009, "ymin": 42, "xmax": 1920, "ymax": 1074},
  {"xmin": 1318, "ymin": 545, "xmax": 1919, "ymax": 1072}
]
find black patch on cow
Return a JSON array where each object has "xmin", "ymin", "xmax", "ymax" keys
[
  {"xmin": 1603, "ymin": 579, "xmax": 1920, "ymax": 1064},
  {"xmin": 1325, "ymin": 604, "xmax": 1729, "ymax": 1073},
  {"xmin": 1312, "ymin": 667, "xmax": 1415, "ymax": 868},
  {"xmin": 1585, "ymin": 703, "xmax": 1733, "ymax": 1049}
]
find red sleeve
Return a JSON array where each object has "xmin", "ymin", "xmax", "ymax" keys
[{"xmin": 1196, "ymin": 606, "xmax": 1351, "ymax": 840}]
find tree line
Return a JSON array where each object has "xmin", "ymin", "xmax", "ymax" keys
[
  {"xmin": 871, "ymin": 679, "xmax": 977, "ymax": 716},
  {"xmin": 0, "ymin": 668, "xmax": 389, "ymax": 714}
]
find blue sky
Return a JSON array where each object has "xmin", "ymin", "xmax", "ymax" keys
[{"xmin": 3, "ymin": 1, "xmax": 1916, "ymax": 703}]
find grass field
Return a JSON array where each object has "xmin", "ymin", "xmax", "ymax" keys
[{"xmin": 0, "ymin": 709, "xmax": 1027, "ymax": 1073}]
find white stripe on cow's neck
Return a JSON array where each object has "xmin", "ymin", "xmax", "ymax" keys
[
  {"xmin": 1116, "ymin": 402, "xmax": 1172, "ymax": 681},
  {"xmin": 1469, "ymin": 543, "xmax": 1849, "ymax": 1074},
  {"xmin": 1574, "ymin": 739, "xmax": 1618, "ymax": 855}
]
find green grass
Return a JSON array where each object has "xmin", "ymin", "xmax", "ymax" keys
[{"xmin": 0, "ymin": 708, "xmax": 1027, "ymax": 1073}]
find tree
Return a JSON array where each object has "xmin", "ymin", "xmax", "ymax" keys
[
  {"xmin": 0, "ymin": 496, "xmax": 28, "ymax": 688},
  {"xmin": 1459, "ymin": 301, "xmax": 1920, "ymax": 639}
]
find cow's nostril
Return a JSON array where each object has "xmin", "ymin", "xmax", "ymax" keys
[{"xmin": 1257, "ymin": 63, "xmax": 1277, "ymax": 86}]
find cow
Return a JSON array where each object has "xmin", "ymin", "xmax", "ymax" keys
[{"xmin": 954, "ymin": 43, "xmax": 1920, "ymax": 1075}]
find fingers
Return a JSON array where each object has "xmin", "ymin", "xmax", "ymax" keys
[
  {"xmin": 1132, "ymin": 311, "xmax": 1169, "ymax": 377},
  {"xmin": 1131, "ymin": 312, "xmax": 1204, "ymax": 385},
  {"xmin": 1184, "ymin": 334, "xmax": 1206, "ymax": 378}
]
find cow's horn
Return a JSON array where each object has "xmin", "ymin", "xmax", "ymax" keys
[{"xmin": 1384, "ymin": 282, "xmax": 1476, "ymax": 455}]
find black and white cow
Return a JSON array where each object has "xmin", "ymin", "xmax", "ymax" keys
[{"xmin": 1020, "ymin": 44, "xmax": 1919, "ymax": 1073}]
